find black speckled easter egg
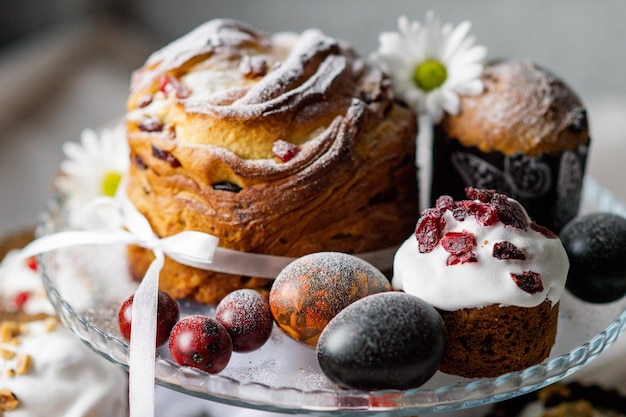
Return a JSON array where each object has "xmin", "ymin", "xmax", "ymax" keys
[
  {"xmin": 316, "ymin": 292, "xmax": 446, "ymax": 391},
  {"xmin": 560, "ymin": 212, "xmax": 626, "ymax": 303}
]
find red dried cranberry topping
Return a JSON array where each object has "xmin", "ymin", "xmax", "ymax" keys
[
  {"xmin": 26, "ymin": 256, "xmax": 38, "ymax": 272},
  {"xmin": 510, "ymin": 271, "xmax": 544, "ymax": 294},
  {"xmin": 160, "ymin": 74, "xmax": 191, "ymax": 99},
  {"xmin": 493, "ymin": 241, "xmax": 526, "ymax": 260},
  {"xmin": 452, "ymin": 204, "xmax": 469, "ymax": 221},
  {"xmin": 139, "ymin": 118, "xmax": 164, "ymax": 133},
  {"xmin": 466, "ymin": 201, "xmax": 499, "ymax": 226},
  {"xmin": 465, "ymin": 187, "xmax": 496, "ymax": 203},
  {"xmin": 530, "ymin": 222, "xmax": 558, "ymax": 239},
  {"xmin": 415, "ymin": 208, "xmax": 446, "ymax": 253},
  {"xmin": 272, "ymin": 140, "xmax": 300, "ymax": 162},
  {"xmin": 14, "ymin": 291, "xmax": 31, "ymax": 309},
  {"xmin": 436, "ymin": 195, "xmax": 456, "ymax": 212},
  {"xmin": 152, "ymin": 145, "xmax": 181, "ymax": 168},
  {"xmin": 441, "ymin": 230, "xmax": 477, "ymax": 265},
  {"xmin": 491, "ymin": 194, "xmax": 528, "ymax": 229}
]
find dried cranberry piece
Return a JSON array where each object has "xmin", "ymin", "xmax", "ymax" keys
[
  {"xmin": 415, "ymin": 208, "xmax": 446, "ymax": 253},
  {"xmin": 14, "ymin": 291, "xmax": 31, "ymax": 309},
  {"xmin": 26, "ymin": 256, "xmax": 38, "ymax": 272},
  {"xmin": 132, "ymin": 154, "xmax": 148, "ymax": 170},
  {"xmin": 139, "ymin": 118, "xmax": 164, "ymax": 133},
  {"xmin": 160, "ymin": 74, "xmax": 191, "ymax": 99},
  {"xmin": 510, "ymin": 271, "xmax": 544, "ymax": 294},
  {"xmin": 137, "ymin": 95, "xmax": 153, "ymax": 108},
  {"xmin": 272, "ymin": 140, "xmax": 300, "ymax": 162},
  {"xmin": 436, "ymin": 195, "xmax": 456, "ymax": 212},
  {"xmin": 490, "ymin": 194, "xmax": 528, "ymax": 229},
  {"xmin": 465, "ymin": 187, "xmax": 496, "ymax": 203},
  {"xmin": 152, "ymin": 145, "xmax": 181, "ymax": 168},
  {"xmin": 441, "ymin": 231, "xmax": 477, "ymax": 265},
  {"xmin": 466, "ymin": 201, "xmax": 499, "ymax": 226},
  {"xmin": 530, "ymin": 222, "xmax": 558, "ymax": 239},
  {"xmin": 493, "ymin": 241, "xmax": 526, "ymax": 260}
]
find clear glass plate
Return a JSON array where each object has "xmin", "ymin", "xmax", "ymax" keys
[{"xmin": 38, "ymin": 177, "xmax": 626, "ymax": 415}]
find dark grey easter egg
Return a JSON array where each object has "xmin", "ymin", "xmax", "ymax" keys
[
  {"xmin": 560, "ymin": 212, "xmax": 626, "ymax": 303},
  {"xmin": 316, "ymin": 291, "xmax": 446, "ymax": 390}
]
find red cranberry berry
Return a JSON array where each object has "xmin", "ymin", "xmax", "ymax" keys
[
  {"xmin": 139, "ymin": 118, "xmax": 164, "ymax": 133},
  {"xmin": 168, "ymin": 315, "xmax": 233, "ymax": 374},
  {"xmin": 441, "ymin": 231, "xmax": 477, "ymax": 265},
  {"xmin": 151, "ymin": 145, "xmax": 181, "ymax": 168},
  {"xmin": 272, "ymin": 140, "xmax": 300, "ymax": 162},
  {"xmin": 160, "ymin": 74, "xmax": 190, "ymax": 99},
  {"xmin": 118, "ymin": 290, "xmax": 180, "ymax": 347},
  {"xmin": 493, "ymin": 241, "xmax": 526, "ymax": 260},
  {"xmin": 510, "ymin": 271, "xmax": 544, "ymax": 294},
  {"xmin": 25, "ymin": 256, "xmax": 38, "ymax": 272},
  {"xmin": 435, "ymin": 195, "xmax": 456, "ymax": 212},
  {"xmin": 215, "ymin": 289, "xmax": 273, "ymax": 352},
  {"xmin": 530, "ymin": 222, "xmax": 558, "ymax": 239},
  {"xmin": 14, "ymin": 291, "xmax": 32, "ymax": 310},
  {"xmin": 490, "ymin": 195, "xmax": 528, "ymax": 229},
  {"xmin": 466, "ymin": 201, "xmax": 498, "ymax": 226},
  {"xmin": 465, "ymin": 187, "xmax": 495, "ymax": 203},
  {"xmin": 415, "ymin": 208, "xmax": 446, "ymax": 253}
]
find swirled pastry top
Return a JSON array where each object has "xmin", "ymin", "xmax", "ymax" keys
[
  {"xmin": 127, "ymin": 19, "xmax": 393, "ymax": 160},
  {"xmin": 439, "ymin": 59, "xmax": 589, "ymax": 157}
]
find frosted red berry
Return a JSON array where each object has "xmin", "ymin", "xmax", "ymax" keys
[
  {"xmin": 435, "ymin": 195, "xmax": 456, "ymax": 212},
  {"xmin": 415, "ymin": 208, "xmax": 446, "ymax": 253},
  {"xmin": 530, "ymin": 222, "xmax": 558, "ymax": 239},
  {"xmin": 491, "ymin": 195, "xmax": 528, "ymax": 229},
  {"xmin": 272, "ymin": 140, "xmax": 300, "ymax": 162},
  {"xmin": 465, "ymin": 187, "xmax": 495, "ymax": 203},
  {"xmin": 160, "ymin": 74, "xmax": 190, "ymax": 99},
  {"xmin": 14, "ymin": 291, "xmax": 31, "ymax": 310},
  {"xmin": 441, "ymin": 231, "xmax": 477, "ymax": 265},
  {"xmin": 118, "ymin": 290, "xmax": 180, "ymax": 347},
  {"xmin": 510, "ymin": 271, "xmax": 544, "ymax": 294},
  {"xmin": 26, "ymin": 256, "xmax": 38, "ymax": 272},
  {"xmin": 493, "ymin": 241, "xmax": 526, "ymax": 260},
  {"xmin": 466, "ymin": 201, "xmax": 498, "ymax": 226},
  {"xmin": 215, "ymin": 289, "xmax": 273, "ymax": 352},
  {"xmin": 168, "ymin": 315, "xmax": 233, "ymax": 374}
]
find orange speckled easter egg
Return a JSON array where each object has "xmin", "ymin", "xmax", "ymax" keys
[{"xmin": 269, "ymin": 252, "xmax": 391, "ymax": 348}]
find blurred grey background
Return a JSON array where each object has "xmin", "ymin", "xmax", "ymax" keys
[{"xmin": 1, "ymin": 0, "xmax": 626, "ymax": 234}]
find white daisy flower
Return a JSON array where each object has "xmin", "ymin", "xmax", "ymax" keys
[
  {"xmin": 373, "ymin": 11, "xmax": 487, "ymax": 123},
  {"xmin": 55, "ymin": 124, "xmax": 129, "ymax": 228}
]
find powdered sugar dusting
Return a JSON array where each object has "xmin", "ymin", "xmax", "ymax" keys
[
  {"xmin": 127, "ymin": 19, "xmax": 393, "ymax": 161},
  {"xmin": 460, "ymin": 60, "xmax": 585, "ymax": 153}
]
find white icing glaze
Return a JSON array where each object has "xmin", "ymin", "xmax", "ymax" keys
[
  {"xmin": 392, "ymin": 197, "xmax": 569, "ymax": 311},
  {"xmin": 0, "ymin": 250, "xmax": 93, "ymax": 316},
  {"xmin": 0, "ymin": 319, "xmax": 128, "ymax": 417},
  {"xmin": 0, "ymin": 251, "xmax": 128, "ymax": 416}
]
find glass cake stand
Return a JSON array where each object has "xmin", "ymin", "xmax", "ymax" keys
[{"xmin": 38, "ymin": 177, "xmax": 626, "ymax": 416}]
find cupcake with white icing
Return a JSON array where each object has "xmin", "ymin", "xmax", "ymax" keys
[{"xmin": 393, "ymin": 187, "xmax": 569, "ymax": 378}]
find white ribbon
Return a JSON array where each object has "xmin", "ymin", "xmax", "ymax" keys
[{"xmin": 14, "ymin": 193, "xmax": 399, "ymax": 417}]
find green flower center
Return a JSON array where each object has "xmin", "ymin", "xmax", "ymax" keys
[
  {"xmin": 101, "ymin": 171, "xmax": 122, "ymax": 197},
  {"xmin": 413, "ymin": 59, "xmax": 447, "ymax": 92}
]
